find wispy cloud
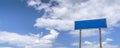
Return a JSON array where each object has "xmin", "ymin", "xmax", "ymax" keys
[
  {"xmin": 0, "ymin": 29, "xmax": 59, "ymax": 48},
  {"xmin": 72, "ymin": 38, "xmax": 119, "ymax": 48},
  {"xmin": 0, "ymin": 47, "xmax": 12, "ymax": 48}
]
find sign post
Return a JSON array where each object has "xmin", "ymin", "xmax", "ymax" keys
[
  {"xmin": 79, "ymin": 30, "xmax": 82, "ymax": 48},
  {"xmin": 75, "ymin": 19, "xmax": 107, "ymax": 48},
  {"xmin": 99, "ymin": 28, "xmax": 102, "ymax": 48}
]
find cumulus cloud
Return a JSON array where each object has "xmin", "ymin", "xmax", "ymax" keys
[
  {"xmin": 34, "ymin": 18, "xmax": 74, "ymax": 30},
  {"xmin": 0, "ymin": 29, "xmax": 59, "ymax": 48},
  {"xmin": 27, "ymin": 0, "xmax": 120, "ymax": 37},
  {"xmin": 72, "ymin": 38, "xmax": 119, "ymax": 48}
]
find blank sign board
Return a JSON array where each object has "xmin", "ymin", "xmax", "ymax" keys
[{"xmin": 75, "ymin": 19, "xmax": 107, "ymax": 30}]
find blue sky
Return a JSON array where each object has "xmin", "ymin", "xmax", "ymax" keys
[{"xmin": 0, "ymin": 0, "xmax": 120, "ymax": 48}]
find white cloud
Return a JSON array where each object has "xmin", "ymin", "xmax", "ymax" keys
[
  {"xmin": 27, "ymin": 0, "xmax": 50, "ymax": 10},
  {"xmin": 71, "ymin": 42, "xmax": 79, "ymax": 47},
  {"xmin": 34, "ymin": 18, "xmax": 74, "ymax": 31},
  {"xmin": 27, "ymin": 0, "xmax": 120, "ymax": 37},
  {"xmin": 56, "ymin": 47, "xmax": 67, "ymax": 48},
  {"xmin": 103, "ymin": 38, "xmax": 113, "ymax": 46},
  {"xmin": 72, "ymin": 38, "xmax": 119, "ymax": 48},
  {"xmin": 69, "ymin": 29, "xmax": 98, "ymax": 37},
  {"xmin": 69, "ymin": 29, "xmax": 108, "ymax": 37},
  {"xmin": 0, "ymin": 47, "xmax": 12, "ymax": 48},
  {"xmin": 0, "ymin": 29, "xmax": 59, "ymax": 48},
  {"xmin": 27, "ymin": 0, "xmax": 40, "ymax": 7}
]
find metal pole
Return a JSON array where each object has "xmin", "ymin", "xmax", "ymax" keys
[
  {"xmin": 79, "ymin": 30, "xmax": 82, "ymax": 48},
  {"xmin": 99, "ymin": 28, "xmax": 102, "ymax": 48}
]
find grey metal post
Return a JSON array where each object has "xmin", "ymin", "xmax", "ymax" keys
[
  {"xmin": 79, "ymin": 30, "xmax": 82, "ymax": 48},
  {"xmin": 99, "ymin": 28, "xmax": 102, "ymax": 48}
]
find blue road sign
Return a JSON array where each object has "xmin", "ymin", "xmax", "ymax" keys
[{"xmin": 75, "ymin": 19, "xmax": 107, "ymax": 30}]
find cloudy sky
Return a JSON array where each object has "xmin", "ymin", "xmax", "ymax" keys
[{"xmin": 0, "ymin": 0, "xmax": 120, "ymax": 48}]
